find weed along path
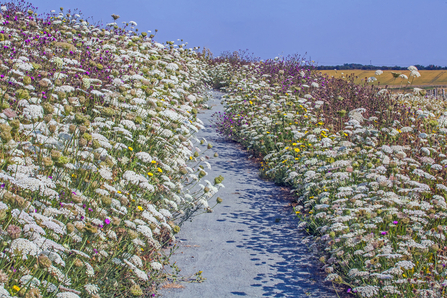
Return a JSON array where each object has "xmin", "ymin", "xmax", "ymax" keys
[{"xmin": 160, "ymin": 90, "xmax": 341, "ymax": 298}]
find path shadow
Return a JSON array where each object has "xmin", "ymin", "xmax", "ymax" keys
[{"xmin": 160, "ymin": 90, "xmax": 348, "ymax": 298}]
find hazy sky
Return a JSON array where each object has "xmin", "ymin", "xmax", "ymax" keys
[{"xmin": 25, "ymin": 0, "xmax": 447, "ymax": 66}]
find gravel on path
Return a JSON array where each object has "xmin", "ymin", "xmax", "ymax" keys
[{"xmin": 159, "ymin": 91, "xmax": 343, "ymax": 297}]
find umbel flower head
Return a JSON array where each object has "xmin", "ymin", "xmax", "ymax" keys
[{"xmin": 111, "ymin": 14, "xmax": 120, "ymax": 21}]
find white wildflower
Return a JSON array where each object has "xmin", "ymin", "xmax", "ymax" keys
[
  {"xmin": 84, "ymin": 284, "xmax": 99, "ymax": 295},
  {"xmin": 56, "ymin": 292, "xmax": 80, "ymax": 298},
  {"xmin": 150, "ymin": 261, "xmax": 163, "ymax": 270},
  {"xmin": 353, "ymin": 285, "xmax": 379, "ymax": 298},
  {"xmin": 395, "ymin": 260, "xmax": 415, "ymax": 269},
  {"xmin": 9, "ymin": 238, "xmax": 41, "ymax": 259},
  {"xmin": 136, "ymin": 152, "xmax": 152, "ymax": 163},
  {"xmin": 99, "ymin": 165, "xmax": 113, "ymax": 180}
]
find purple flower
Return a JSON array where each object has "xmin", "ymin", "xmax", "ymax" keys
[
  {"xmin": 381, "ymin": 231, "xmax": 387, "ymax": 235},
  {"xmin": 393, "ymin": 221, "xmax": 398, "ymax": 224},
  {"xmin": 104, "ymin": 218, "xmax": 110, "ymax": 225}
]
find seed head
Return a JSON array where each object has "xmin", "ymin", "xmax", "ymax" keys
[{"xmin": 7, "ymin": 224, "xmax": 21, "ymax": 239}]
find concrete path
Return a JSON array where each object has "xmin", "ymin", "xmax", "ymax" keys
[{"xmin": 159, "ymin": 91, "xmax": 342, "ymax": 298}]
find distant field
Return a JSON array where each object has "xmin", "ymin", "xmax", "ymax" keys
[{"xmin": 317, "ymin": 69, "xmax": 447, "ymax": 88}]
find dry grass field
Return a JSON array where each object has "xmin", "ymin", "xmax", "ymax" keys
[{"xmin": 317, "ymin": 69, "xmax": 447, "ymax": 89}]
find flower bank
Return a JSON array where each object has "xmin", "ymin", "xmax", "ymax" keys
[
  {"xmin": 208, "ymin": 57, "xmax": 447, "ymax": 297},
  {"xmin": 0, "ymin": 1, "xmax": 223, "ymax": 297}
]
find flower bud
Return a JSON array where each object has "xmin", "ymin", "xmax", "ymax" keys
[{"xmin": 38, "ymin": 255, "xmax": 52, "ymax": 268}]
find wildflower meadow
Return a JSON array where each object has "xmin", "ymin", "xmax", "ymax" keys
[
  {"xmin": 0, "ymin": 1, "xmax": 224, "ymax": 297},
  {"xmin": 0, "ymin": 0, "xmax": 446, "ymax": 297},
  {"xmin": 208, "ymin": 54, "xmax": 447, "ymax": 297}
]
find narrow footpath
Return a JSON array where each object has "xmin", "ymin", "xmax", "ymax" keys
[{"xmin": 160, "ymin": 91, "xmax": 341, "ymax": 297}]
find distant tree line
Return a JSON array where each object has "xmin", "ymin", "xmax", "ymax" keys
[{"xmin": 315, "ymin": 63, "xmax": 447, "ymax": 70}]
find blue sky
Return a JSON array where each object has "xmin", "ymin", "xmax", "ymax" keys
[{"xmin": 24, "ymin": 0, "xmax": 447, "ymax": 66}]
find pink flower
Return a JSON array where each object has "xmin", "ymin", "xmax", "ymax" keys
[{"xmin": 104, "ymin": 218, "xmax": 110, "ymax": 225}]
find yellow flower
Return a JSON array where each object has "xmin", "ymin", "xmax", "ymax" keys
[
  {"xmin": 295, "ymin": 211, "xmax": 300, "ymax": 214},
  {"xmin": 157, "ymin": 167, "xmax": 163, "ymax": 173},
  {"xmin": 128, "ymin": 147, "xmax": 133, "ymax": 151},
  {"xmin": 151, "ymin": 160, "xmax": 156, "ymax": 164},
  {"xmin": 403, "ymin": 274, "xmax": 406, "ymax": 277},
  {"xmin": 141, "ymin": 248, "xmax": 144, "ymax": 251},
  {"xmin": 285, "ymin": 147, "xmax": 289, "ymax": 150},
  {"xmin": 117, "ymin": 191, "xmax": 122, "ymax": 194},
  {"xmin": 294, "ymin": 148, "xmax": 300, "ymax": 153},
  {"xmin": 344, "ymin": 133, "xmax": 348, "ymax": 136},
  {"xmin": 137, "ymin": 206, "xmax": 143, "ymax": 211},
  {"xmin": 72, "ymin": 174, "xmax": 77, "ymax": 178},
  {"xmin": 148, "ymin": 172, "xmax": 153, "ymax": 177},
  {"xmin": 249, "ymin": 101, "xmax": 252, "ymax": 104},
  {"xmin": 266, "ymin": 131, "xmax": 270, "ymax": 134},
  {"xmin": 12, "ymin": 285, "xmax": 20, "ymax": 292},
  {"xmin": 292, "ymin": 143, "xmax": 297, "ymax": 146}
]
